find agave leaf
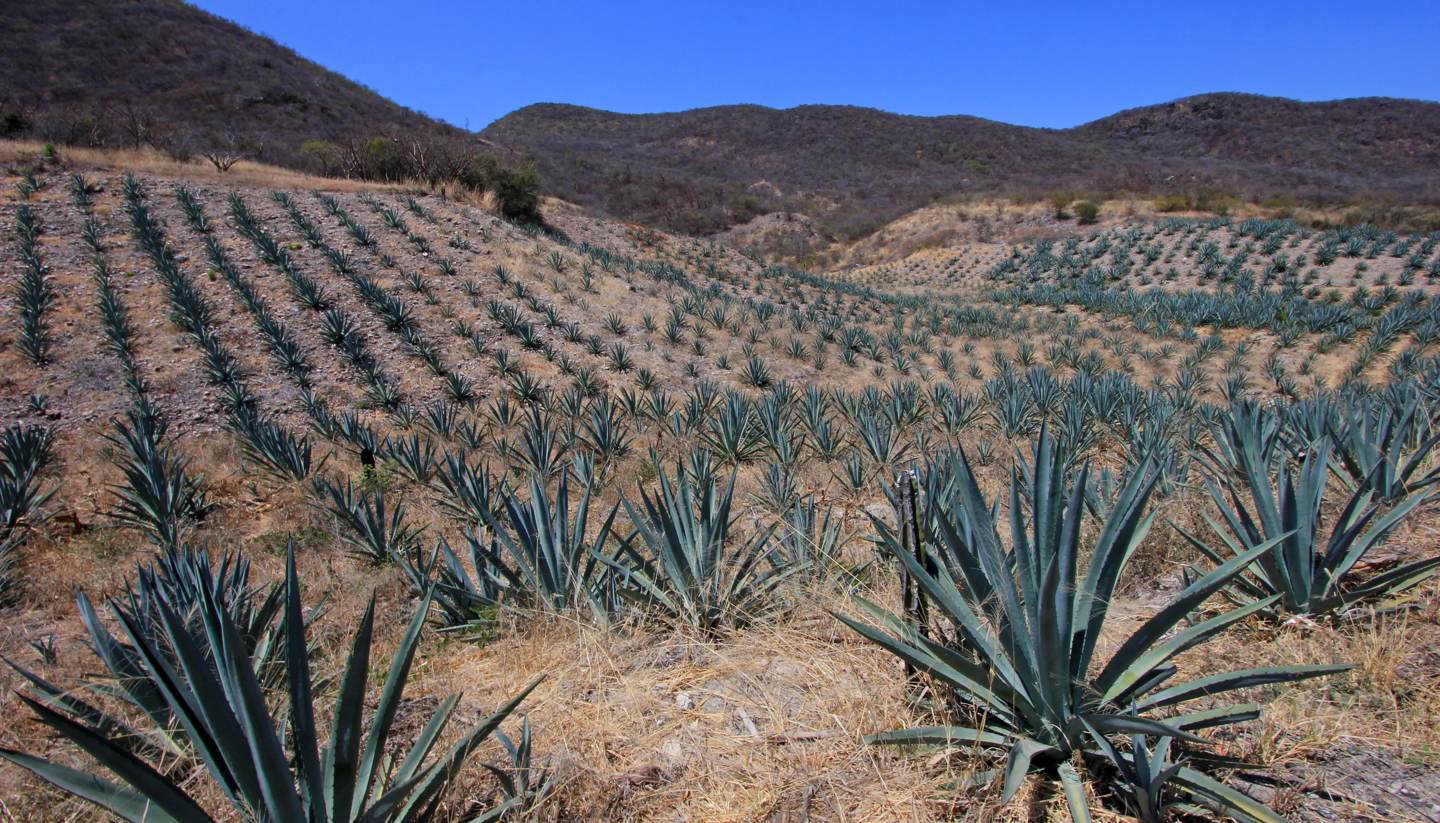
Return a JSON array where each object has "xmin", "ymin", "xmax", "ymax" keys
[
  {"xmin": 327, "ymin": 597, "xmax": 376, "ymax": 819},
  {"xmin": 352, "ymin": 586, "xmax": 435, "ymax": 817},
  {"xmin": 1096, "ymin": 536, "xmax": 1291, "ymax": 700},
  {"xmin": 1056, "ymin": 760, "xmax": 1092, "ymax": 823},
  {"xmin": 3, "ymin": 693, "xmax": 211, "ymax": 822},
  {"xmin": 283, "ymin": 549, "xmax": 325, "ymax": 821},
  {"xmin": 1133, "ymin": 664, "xmax": 1349, "ymax": 714},
  {"xmin": 1003, "ymin": 738, "xmax": 1057, "ymax": 802}
]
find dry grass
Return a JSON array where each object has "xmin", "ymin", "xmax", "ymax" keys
[{"xmin": 0, "ymin": 139, "xmax": 403, "ymax": 194}]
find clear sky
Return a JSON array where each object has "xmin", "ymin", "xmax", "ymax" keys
[{"xmin": 191, "ymin": 0, "xmax": 1440, "ymax": 131}]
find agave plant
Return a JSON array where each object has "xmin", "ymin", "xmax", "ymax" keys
[
  {"xmin": 478, "ymin": 472, "xmax": 622, "ymax": 618},
  {"xmin": 839, "ymin": 427, "xmax": 1345, "ymax": 822},
  {"xmin": 701, "ymin": 393, "xmax": 763, "ymax": 465},
  {"xmin": 0, "ymin": 424, "xmax": 56, "ymax": 604},
  {"xmin": 740, "ymin": 356, "xmax": 773, "ymax": 389},
  {"xmin": 1326, "ymin": 391, "xmax": 1440, "ymax": 504},
  {"xmin": 227, "ymin": 408, "xmax": 319, "ymax": 482},
  {"xmin": 1084, "ymin": 731, "xmax": 1254, "ymax": 823},
  {"xmin": 603, "ymin": 454, "xmax": 798, "ymax": 634},
  {"xmin": 431, "ymin": 450, "xmax": 504, "ymax": 525},
  {"xmin": 487, "ymin": 717, "xmax": 555, "ymax": 815},
  {"xmin": 13, "ymin": 206, "xmax": 55, "ymax": 367},
  {"xmin": 7, "ymin": 545, "xmax": 317, "ymax": 764},
  {"xmin": 776, "ymin": 496, "xmax": 850, "ymax": 581},
  {"xmin": 1183, "ymin": 413, "xmax": 1439, "ymax": 617},
  {"xmin": 1, "ymin": 548, "xmax": 539, "ymax": 822},
  {"xmin": 315, "ymin": 476, "xmax": 423, "ymax": 563},
  {"xmin": 400, "ymin": 531, "xmax": 505, "ymax": 631},
  {"xmin": 107, "ymin": 410, "xmax": 211, "ymax": 551}
]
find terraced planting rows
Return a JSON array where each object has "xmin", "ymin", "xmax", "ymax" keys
[{"xmin": 2, "ymin": 162, "xmax": 1439, "ymax": 820}]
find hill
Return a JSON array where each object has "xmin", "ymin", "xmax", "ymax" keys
[
  {"xmin": 0, "ymin": 0, "xmax": 482, "ymax": 173},
  {"xmin": 483, "ymin": 94, "xmax": 1440, "ymax": 238}
]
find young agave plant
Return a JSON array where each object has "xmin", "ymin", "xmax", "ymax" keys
[
  {"xmin": 107, "ymin": 410, "xmax": 210, "ymax": 551},
  {"xmin": 840, "ymin": 427, "xmax": 1345, "ymax": 822},
  {"xmin": 1085, "ymin": 732, "xmax": 1240, "ymax": 823},
  {"xmin": 0, "ymin": 548, "xmax": 540, "ymax": 822},
  {"xmin": 227, "ymin": 408, "xmax": 319, "ymax": 482},
  {"xmin": 1183, "ymin": 431, "xmax": 1439, "ymax": 618},
  {"xmin": 315, "ymin": 476, "xmax": 423, "ymax": 563},
  {"xmin": 605, "ymin": 454, "xmax": 799, "ymax": 634},
  {"xmin": 776, "ymin": 496, "xmax": 850, "ymax": 581},
  {"xmin": 479, "ymin": 471, "xmax": 622, "ymax": 619}
]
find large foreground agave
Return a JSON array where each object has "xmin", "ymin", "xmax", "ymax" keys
[
  {"xmin": 1, "ymin": 548, "xmax": 539, "ymax": 822},
  {"xmin": 840, "ymin": 428, "xmax": 1346, "ymax": 822}
]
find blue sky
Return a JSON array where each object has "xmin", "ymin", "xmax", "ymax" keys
[{"xmin": 193, "ymin": 1, "xmax": 1440, "ymax": 130}]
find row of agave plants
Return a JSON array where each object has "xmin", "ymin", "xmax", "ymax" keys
[
  {"xmin": 10, "ymin": 373, "xmax": 1436, "ymax": 820},
  {"xmin": 989, "ymin": 218, "xmax": 1440, "ymax": 289},
  {"xmin": 50, "ymin": 177, "xmax": 1334, "ymax": 433}
]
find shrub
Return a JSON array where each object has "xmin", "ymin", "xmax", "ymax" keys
[
  {"xmin": 493, "ymin": 165, "xmax": 543, "ymax": 223},
  {"xmin": 1075, "ymin": 200, "xmax": 1101, "ymax": 225},
  {"xmin": 1153, "ymin": 195, "xmax": 1188, "ymax": 213}
]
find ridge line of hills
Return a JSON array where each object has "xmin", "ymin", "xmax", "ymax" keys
[
  {"xmin": 3, "ymin": 0, "xmax": 1438, "ymax": 248},
  {"xmin": 482, "ymin": 93, "xmax": 1440, "ymax": 239}
]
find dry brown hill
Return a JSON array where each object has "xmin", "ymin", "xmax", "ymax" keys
[
  {"xmin": 0, "ymin": 0, "xmax": 482, "ymax": 171},
  {"xmin": 484, "ymin": 94, "xmax": 1440, "ymax": 239}
]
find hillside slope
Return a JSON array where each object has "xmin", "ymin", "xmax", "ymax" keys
[
  {"xmin": 484, "ymin": 94, "xmax": 1440, "ymax": 238},
  {"xmin": 0, "ymin": 0, "xmax": 473, "ymax": 168}
]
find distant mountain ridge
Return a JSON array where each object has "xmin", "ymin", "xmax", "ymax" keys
[{"xmin": 483, "ymin": 94, "xmax": 1440, "ymax": 238}]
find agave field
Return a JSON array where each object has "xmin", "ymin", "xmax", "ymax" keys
[{"xmin": 2, "ymin": 154, "xmax": 1440, "ymax": 821}]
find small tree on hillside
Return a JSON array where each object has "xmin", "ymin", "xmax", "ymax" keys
[
  {"xmin": 297, "ymin": 139, "xmax": 342, "ymax": 176},
  {"xmin": 1075, "ymin": 200, "xmax": 1100, "ymax": 225},
  {"xmin": 363, "ymin": 136, "xmax": 406, "ymax": 181},
  {"xmin": 1049, "ymin": 191, "xmax": 1073, "ymax": 219},
  {"xmin": 492, "ymin": 165, "xmax": 542, "ymax": 223}
]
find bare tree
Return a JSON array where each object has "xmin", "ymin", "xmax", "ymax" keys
[
  {"xmin": 201, "ymin": 131, "xmax": 255, "ymax": 173},
  {"xmin": 203, "ymin": 150, "xmax": 241, "ymax": 172},
  {"xmin": 110, "ymin": 104, "xmax": 152, "ymax": 149},
  {"xmin": 340, "ymin": 138, "xmax": 367, "ymax": 178},
  {"xmin": 405, "ymin": 138, "xmax": 433, "ymax": 184}
]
